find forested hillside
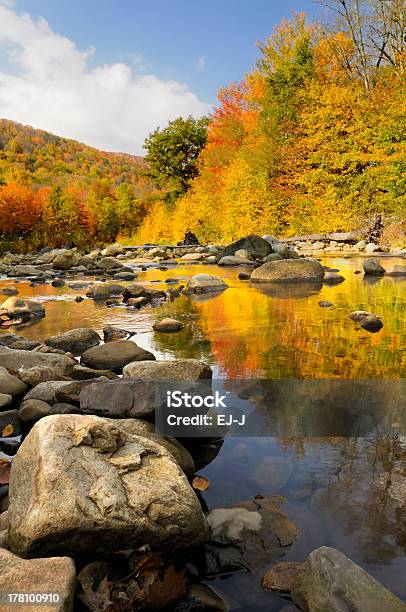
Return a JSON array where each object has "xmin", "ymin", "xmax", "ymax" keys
[
  {"xmin": 135, "ymin": 8, "xmax": 406, "ymax": 244},
  {"xmin": 0, "ymin": 119, "xmax": 159, "ymax": 250}
]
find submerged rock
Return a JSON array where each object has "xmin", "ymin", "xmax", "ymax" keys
[
  {"xmin": 349, "ymin": 311, "xmax": 383, "ymax": 333},
  {"xmin": 0, "ymin": 548, "xmax": 76, "ymax": 612},
  {"xmin": 251, "ymin": 258, "xmax": 325, "ymax": 283},
  {"xmin": 45, "ymin": 328, "xmax": 101, "ymax": 354},
  {"xmin": 173, "ymin": 584, "xmax": 228, "ymax": 611},
  {"xmin": 291, "ymin": 546, "xmax": 406, "ymax": 612},
  {"xmin": 8, "ymin": 415, "xmax": 207, "ymax": 559},
  {"xmin": 363, "ymin": 258, "xmax": 385, "ymax": 276},
  {"xmin": 81, "ymin": 340, "xmax": 155, "ymax": 372}
]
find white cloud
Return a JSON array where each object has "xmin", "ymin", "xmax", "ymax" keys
[
  {"xmin": 197, "ymin": 56, "xmax": 206, "ymax": 72},
  {"xmin": 0, "ymin": 4, "xmax": 210, "ymax": 154}
]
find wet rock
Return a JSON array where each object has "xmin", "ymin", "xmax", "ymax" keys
[
  {"xmin": 19, "ymin": 399, "xmax": 51, "ymax": 422},
  {"xmin": 349, "ymin": 310, "xmax": 373, "ymax": 323},
  {"xmin": 173, "ymin": 584, "xmax": 228, "ymax": 611},
  {"xmin": 221, "ymin": 235, "xmax": 272, "ymax": 260},
  {"xmin": 127, "ymin": 296, "xmax": 149, "ymax": 308},
  {"xmin": 102, "ymin": 324, "xmax": 132, "ymax": 342},
  {"xmin": 81, "ymin": 340, "xmax": 155, "ymax": 373},
  {"xmin": 75, "ymin": 296, "xmax": 84, "ymax": 303},
  {"xmin": 153, "ymin": 318, "xmax": 184, "ymax": 332},
  {"xmin": 360, "ymin": 314, "xmax": 383, "ymax": 333},
  {"xmin": 123, "ymin": 359, "xmax": 212, "ymax": 381},
  {"xmin": 52, "ymin": 250, "xmax": 82, "ymax": 270},
  {"xmin": 204, "ymin": 496, "xmax": 298, "ymax": 574},
  {"xmin": 51, "ymin": 279, "xmax": 65, "ymax": 287},
  {"xmin": 238, "ymin": 272, "xmax": 252, "ymax": 280},
  {"xmin": 86, "ymin": 284, "xmax": 125, "ymax": 300},
  {"xmin": 386, "ymin": 264, "xmax": 406, "ymax": 276},
  {"xmin": 291, "ymin": 546, "xmax": 406, "ymax": 612},
  {"xmin": 24, "ymin": 381, "xmax": 72, "ymax": 405},
  {"xmin": 121, "ymin": 283, "xmax": 148, "ymax": 301},
  {"xmin": 10, "ymin": 339, "xmax": 41, "ymax": 351},
  {"xmin": 363, "ymin": 258, "xmax": 385, "ymax": 275},
  {"xmin": 71, "ymin": 364, "xmax": 118, "ymax": 380},
  {"xmin": 0, "ymin": 548, "xmax": 76, "ymax": 611},
  {"xmin": 99, "ymin": 256, "xmax": 123, "ymax": 271},
  {"xmin": 0, "ymin": 393, "xmax": 12, "ymax": 409},
  {"xmin": 262, "ymin": 561, "xmax": 302, "ymax": 596},
  {"xmin": 0, "ymin": 367, "xmax": 27, "ymax": 397},
  {"xmin": 217, "ymin": 256, "xmax": 255, "ymax": 266},
  {"xmin": 323, "ymin": 273, "xmax": 345, "ymax": 285},
  {"xmin": 251, "ymin": 259, "xmax": 324, "ymax": 283},
  {"xmin": 318, "ymin": 301, "xmax": 333, "ymax": 308},
  {"xmin": 1, "ymin": 297, "xmax": 45, "ymax": 321},
  {"xmin": 112, "ymin": 271, "xmax": 136, "ymax": 281},
  {"xmin": 148, "ymin": 247, "xmax": 166, "ymax": 258},
  {"xmin": 0, "ymin": 287, "xmax": 19, "ymax": 296},
  {"xmin": 8, "ymin": 415, "xmax": 207, "ymax": 559},
  {"xmin": 187, "ymin": 274, "xmax": 228, "ymax": 293},
  {"xmin": 45, "ymin": 328, "xmax": 101, "ymax": 354}
]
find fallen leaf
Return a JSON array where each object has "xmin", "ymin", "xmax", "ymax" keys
[
  {"xmin": 192, "ymin": 475, "xmax": 210, "ymax": 491},
  {"xmin": 2, "ymin": 424, "xmax": 14, "ymax": 437},
  {"xmin": 0, "ymin": 461, "xmax": 11, "ymax": 485}
]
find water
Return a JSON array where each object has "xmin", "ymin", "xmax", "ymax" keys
[{"xmin": 1, "ymin": 255, "xmax": 405, "ymax": 610}]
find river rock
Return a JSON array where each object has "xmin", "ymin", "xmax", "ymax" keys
[
  {"xmin": 360, "ymin": 314, "xmax": 384, "ymax": 333},
  {"xmin": 204, "ymin": 496, "xmax": 298, "ymax": 574},
  {"xmin": 1, "ymin": 297, "xmax": 45, "ymax": 321},
  {"xmin": 173, "ymin": 584, "xmax": 228, "ymax": 612},
  {"xmin": 0, "ymin": 332, "xmax": 24, "ymax": 347},
  {"xmin": 7, "ymin": 264, "xmax": 39, "ymax": 277},
  {"xmin": 79, "ymin": 379, "xmax": 161, "ymax": 419},
  {"xmin": 8, "ymin": 415, "xmax": 207, "ymax": 559},
  {"xmin": 262, "ymin": 561, "xmax": 302, "ymax": 596},
  {"xmin": 71, "ymin": 364, "xmax": 118, "ymax": 380},
  {"xmin": 54, "ymin": 379, "xmax": 107, "ymax": 405},
  {"xmin": 98, "ymin": 256, "xmax": 122, "ymax": 271},
  {"xmin": 10, "ymin": 339, "xmax": 41, "ymax": 351},
  {"xmin": 86, "ymin": 284, "xmax": 125, "ymax": 300},
  {"xmin": 365, "ymin": 243, "xmax": 382, "ymax": 253},
  {"xmin": 251, "ymin": 258, "xmax": 324, "ymax": 283},
  {"xmin": 187, "ymin": 275, "xmax": 228, "ymax": 293},
  {"xmin": 363, "ymin": 259, "xmax": 385, "ymax": 275},
  {"xmin": 0, "ymin": 367, "xmax": 27, "ymax": 397},
  {"xmin": 0, "ymin": 549, "xmax": 76, "ymax": 612},
  {"xmin": 52, "ymin": 250, "xmax": 82, "ymax": 270},
  {"xmin": 153, "ymin": 318, "xmax": 184, "ymax": 332},
  {"xmin": 291, "ymin": 546, "xmax": 406, "ymax": 612},
  {"xmin": 103, "ymin": 325, "xmax": 132, "ymax": 342},
  {"xmin": 0, "ymin": 393, "xmax": 12, "ymax": 409},
  {"xmin": 102, "ymin": 243, "xmax": 126, "ymax": 257},
  {"xmin": 112, "ymin": 271, "xmax": 136, "ymax": 281},
  {"xmin": 217, "ymin": 255, "xmax": 255, "ymax": 266},
  {"xmin": 81, "ymin": 340, "xmax": 155, "ymax": 372},
  {"xmin": 323, "ymin": 272, "xmax": 345, "ymax": 285},
  {"xmin": 122, "ymin": 283, "xmax": 148, "ymax": 301},
  {"xmin": 387, "ymin": 264, "xmax": 406, "ymax": 276},
  {"xmin": 24, "ymin": 381, "xmax": 72, "ymax": 405},
  {"xmin": 221, "ymin": 235, "xmax": 272, "ymax": 260},
  {"xmin": 18, "ymin": 365, "xmax": 67, "ymax": 386},
  {"xmin": 263, "ymin": 253, "xmax": 283, "ymax": 263},
  {"xmin": 19, "ymin": 399, "xmax": 51, "ymax": 422},
  {"xmin": 45, "ymin": 328, "xmax": 101, "ymax": 354},
  {"xmin": 181, "ymin": 253, "xmax": 204, "ymax": 261},
  {"xmin": 123, "ymin": 359, "xmax": 212, "ymax": 380}
]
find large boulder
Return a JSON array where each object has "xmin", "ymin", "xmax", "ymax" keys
[
  {"xmin": 123, "ymin": 359, "xmax": 212, "ymax": 381},
  {"xmin": 251, "ymin": 258, "xmax": 325, "ymax": 283},
  {"xmin": 1, "ymin": 297, "xmax": 45, "ymax": 321},
  {"xmin": 363, "ymin": 258, "xmax": 385, "ymax": 276},
  {"xmin": 291, "ymin": 546, "xmax": 406, "ymax": 612},
  {"xmin": 45, "ymin": 328, "xmax": 101, "ymax": 354},
  {"xmin": 81, "ymin": 340, "xmax": 155, "ymax": 372},
  {"xmin": 79, "ymin": 379, "xmax": 162, "ymax": 419},
  {"xmin": 8, "ymin": 415, "xmax": 207, "ymax": 559},
  {"xmin": 52, "ymin": 250, "xmax": 82, "ymax": 270},
  {"xmin": 187, "ymin": 275, "xmax": 228, "ymax": 293},
  {"xmin": 0, "ymin": 549, "xmax": 76, "ymax": 612},
  {"xmin": 0, "ymin": 347, "xmax": 75, "ymax": 378},
  {"xmin": 220, "ymin": 235, "xmax": 272, "ymax": 260}
]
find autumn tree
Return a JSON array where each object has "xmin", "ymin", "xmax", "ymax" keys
[{"xmin": 0, "ymin": 182, "xmax": 42, "ymax": 237}]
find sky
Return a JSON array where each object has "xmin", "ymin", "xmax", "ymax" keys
[{"xmin": 0, "ymin": 0, "xmax": 318, "ymax": 154}]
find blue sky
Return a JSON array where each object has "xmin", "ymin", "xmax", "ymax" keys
[{"xmin": 0, "ymin": 0, "xmax": 319, "ymax": 153}]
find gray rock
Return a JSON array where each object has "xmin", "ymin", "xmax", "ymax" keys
[
  {"xmin": 221, "ymin": 235, "xmax": 272, "ymax": 260},
  {"xmin": 291, "ymin": 546, "xmax": 406, "ymax": 612},
  {"xmin": 0, "ymin": 393, "xmax": 12, "ymax": 409},
  {"xmin": 187, "ymin": 275, "xmax": 228, "ymax": 293},
  {"xmin": 123, "ymin": 359, "xmax": 212, "ymax": 381},
  {"xmin": 0, "ymin": 333, "xmax": 23, "ymax": 347},
  {"xmin": 19, "ymin": 399, "xmax": 51, "ymax": 422},
  {"xmin": 81, "ymin": 340, "xmax": 155, "ymax": 373},
  {"xmin": 98, "ymin": 256, "xmax": 122, "ymax": 271},
  {"xmin": 24, "ymin": 381, "xmax": 72, "ymax": 405},
  {"xmin": 18, "ymin": 365, "xmax": 67, "ymax": 387},
  {"xmin": 49, "ymin": 403, "xmax": 81, "ymax": 415},
  {"xmin": 10, "ymin": 339, "xmax": 41, "ymax": 351},
  {"xmin": 45, "ymin": 328, "xmax": 101, "ymax": 354},
  {"xmin": 173, "ymin": 584, "xmax": 228, "ymax": 611},
  {"xmin": 0, "ymin": 548, "xmax": 76, "ymax": 611},
  {"xmin": 86, "ymin": 284, "xmax": 125, "ymax": 300},
  {"xmin": 8, "ymin": 415, "xmax": 207, "ymax": 559},
  {"xmin": 71, "ymin": 365, "xmax": 118, "ymax": 380},
  {"xmin": 263, "ymin": 253, "xmax": 283, "ymax": 263},
  {"xmin": 318, "ymin": 300, "xmax": 333, "ymax": 308},
  {"xmin": 360, "ymin": 314, "xmax": 384, "ymax": 333},
  {"xmin": 323, "ymin": 272, "xmax": 345, "ymax": 285},
  {"xmin": 55, "ymin": 379, "xmax": 107, "ymax": 406},
  {"xmin": 112, "ymin": 271, "xmax": 136, "ymax": 281},
  {"xmin": 0, "ymin": 409, "xmax": 21, "ymax": 437},
  {"xmin": 0, "ymin": 367, "xmax": 28, "ymax": 397},
  {"xmin": 79, "ymin": 379, "xmax": 161, "ymax": 419},
  {"xmin": 153, "ymin": 318, "xmax": 184, "ymax": 332},
  {"xmin": 1, "ymin": 297, "xmax": 45, "ymax": 321},
  {"xmin": 52, "ymin": 250, "xmax": 81, "ymax": 270},
  {"xmin": 6, "ymin": 264, "xmax": 39, "ymax": 277},
  {"xmin": 103, "ymin": 325, "xmax": 132, "ymax": 342},
  {"xmin": 251, "ymin": 258, "xmax": 325, "ymax": 283},
  {"xmin": 363, "ymin": 258, "xmax": 385, "ymax": 276},
  {"xmin": 217, "ymin": 256, "xmax": 255, "ymax": 266}
]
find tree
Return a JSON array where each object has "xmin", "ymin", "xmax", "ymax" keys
[
  {"xmin": 0, "ymin": 182, "xmax": 42, "ymax": 237},
  {"xmin": 143, "ymin": 116, "xmax": 208, "ymax": 192}
]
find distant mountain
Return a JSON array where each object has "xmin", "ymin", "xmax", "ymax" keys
[{"xmin": 0, "ymin": 118, "xmax": 146, "ymax": 187}]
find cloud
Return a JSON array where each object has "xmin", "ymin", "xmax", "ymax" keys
[
  {"xmin": 0, "ymin": 4, "xmax": 210, "ymax": 154},
  {"xmin": 197, "ymin": 56, "xmax": 206, "ymax": 72}
]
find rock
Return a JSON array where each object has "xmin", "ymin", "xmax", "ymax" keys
[
  {"xmin": 291, "ymin": 546, "xmax": 406, "ymax": 612},
  {"xmin": 251, "ymin": 258, "xmax": 324, "ymax": 283},
  {"xmin": 18, "ymin": 365, "xmax": 67, "ymax": 387},
  {"xmin": 204, "ymin": 496, "xmax": 298, "ymax": 574},
  {"xmin": 323, "ymin": 272, "xmax": 345, "ymax": 285},
  {"xmin": 0, "ymin": 548, "xmax": 76, "ymax": 612},
  {"xmin": 318, "ymin": 301, "xmax": 333, "ymax": 308},
  {"xmin": 0, "ymin": 287, "xmax": 19, "ymax": 296},
  {"xmin": 81, "ymin": 340, "xmax": 155, "ymax": 372},
  {"xmin": 312, "ymin": 241, "xmax": 325, "ymax": 250},
  {"xmin": 52, "ymin": 250, "xmax": 81, "ymax": 270},
  {"xmin": 71, "ymin": 365, "xmax": 118, "ymax": 380},
  {"xmin": 45, "ymin": 328, "xmax": 101, "ymax": 354},
  {"xmin": 148, "ymin": 247, "xmax": 166, "ymax": 258},
  {"xmin": 98, "ymin": 256, "xmax": 122, "ymax": 271},
  {"xmin": 234, "ymin": 249, "xmax": 252, "ymax": 260},
  {"xmin": 217, "ymin": 256, "xmax": 254, "ymax": 266},
  {"xmin": 112, "ymin": 271, "xmax": 136, "ymax": 281},
  {"xmin": 49, "ymin": 403, "xmax": 80, "ymax": 415},
  {"xmin": 0, "ymin": 393, "xmax": 12, "ymax": 409},
  {"xmin": 1, "ymin": 297, "xmax": 45, "ymax": 321},
  {"xmin": 0, "ymin": 409, "xmax": 21, "ymax": 437},
  {"xmin": 173, "ymin": 584, "xmax": 228, "ymax": 611},
  {"xmin": 262, "ymin": 561, "xmax": 302, "ymax": 595},
  {"xmin": 355, "ymin": 239, "xmax": 367, "ymax": 249},
  {"xmin": 181, "ymin": 253, "xmax": 204, "ymax": 261},
  {"xmin": 127, "ymin": 296, "xmax": 149, "ymax": 308},
  {"xmin": 8, "ymin": 415, "xmax": 207, "ymax": 559},
  {"xmin": 0, "ymin": 367, "xmax": 28, "ymax": 397},
  {"xmin": 238, "ymin": 272, "xmax": 252, "ymax": 280},
  {"xmin": 103, "ymin": 244, "xmax": 126, "ymax": 257},
  {"xmin": 187, "ymin": 275, "xmax": 228, "ymax": 293},
  {"xmin": 10, "ymin": 339, "xmax": 41, "ymax": 351},
  {"xmin": 123, "ymin": 359, "xmax": 212, "ymax": 381},
  {"xmin": 54, "ymin": 379, "xmax": 105, "ymax": 406},
  {"xmin": 365, "ymin": 243, "xmax": 382, "ymax": 253},
  {"xmin": 122, "ymin": 283, "xmax": 148, "ymax": 301},
  {"xmin": 349, "ymin": 310, "xmax": 373, "ymax": 323},
  {"xmin": 86, "ymin": 284, "xmax": 125, "ymax": 300},
  {"xmin": 360, "ymin": 314, "xmax": 384, "ymax": 333},
  {"xmin": 153, "ymin": 318, "xmax": 184, "ymax": 332},
  {"xmin": 0, "ymin": 332, "xmax": 24, "ymax": 347},
  {"xmin": 19, "ymin": 399, "xmax": 51, "ymax": 422},
  {"xmin": 363, "ymin": 258, "xmax": 385, "ymax": 275},
  {"xmin": 386, "ymin": 264, "xmax": 406, "ymax": 276},
  {"xmin": 51, "ymin": 278, "xmax": 65, "ymax": 288},
  {"xmin": 263, "ymin": 253, "xmax": 283, "ymax": 263},
  {"xmin": 221, "ymin": 235, "xmax": 272, "ymax": 260},
  {"xmin": 103, "ymin": 325, "xmax": 132, "ymax": 342},
  {"xmin": 78, "ymin": 379, "xmax": 160, "ymax": 419},
  {"xmin": 24, "ymin": 381, "xmax": 72, "ymax": 405},
  {"xmin": 6, "ymin": 264, "xmax": 39, "ymax": 277}
]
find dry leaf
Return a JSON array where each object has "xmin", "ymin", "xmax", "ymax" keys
[
  {"xmin": 2, "ymin": 424, "xmax": 14, "ymax": 437},
  {"xmin": 0, "ymin": 461, "xmax": 11, "ymax": 485},
  {"xmin": 192, "ymin": 475, "xmax": 210, "ymax": 491}
]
